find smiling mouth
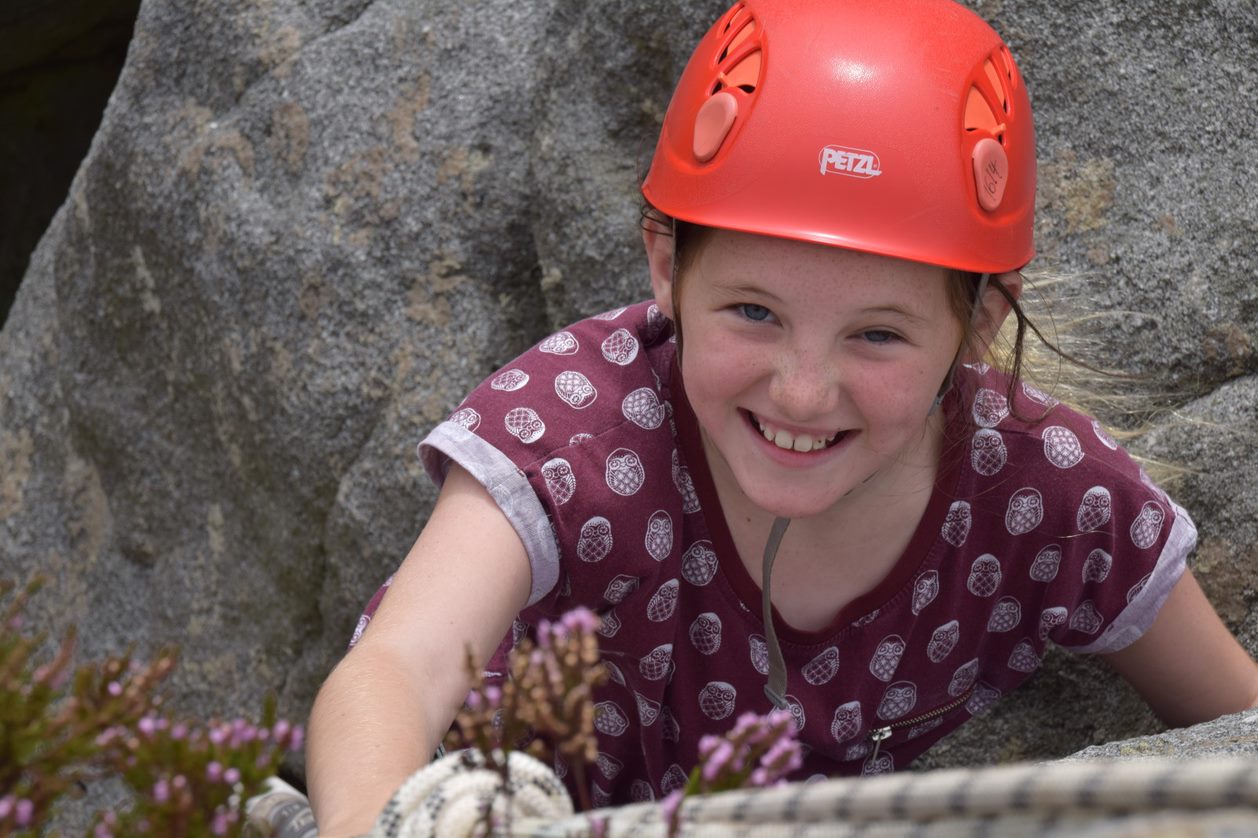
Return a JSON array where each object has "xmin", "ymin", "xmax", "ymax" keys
[{"xmin": 749, "ymin": 412, "xmax": 848, "ymax": 453}]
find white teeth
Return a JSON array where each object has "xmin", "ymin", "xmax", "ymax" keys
[{"xmin": 755, "ymin": 415, "xmax": 837, "ymax": 453}]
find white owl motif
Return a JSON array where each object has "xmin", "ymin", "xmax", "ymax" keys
[
  {"xmin": 603, "ymin": 661, "xmax": 625, "ymax": 686},
  {"xmin": 596, "ymin": 608, "xmax": 620, "ymax": 638},
  {"xmin": 671, "ymin": 450, "xmax": 701, "ymax": 513},
  {"xmin": 577, "ymin": 516, "xmax": 612, "ymax": 563},
  {"xmin": 605, "ymin": 448, "xmax": 645, "ymax": 496},
  {"xmin": 646, "ymin": 579, "xmax": 679, "ymax": 622},
  {"xmin": 595, "ymin": 752, "xmax": 623, "ymax": 780},
  {"xmin": 1021, "ymin": 382, "xmax": 1059, "ymax": 407},
  {"xmin": 785, "ymin": 695, "xmax": 806, "ymax": 732},
  {"xmin": 569, "ymin": 433, "xmax": 594, "ymax": 446},
  {"xmin": 554, "ymin": 370, "xmax": 598, "ymax": 409},
  {"xmin": 538, "ymin": 330, "xmax": 579, "ymax": 355},
  {"xmin": 630, "ymin": 780, "xmax": 654, "ymax": 802},
  {"xmin": 591, "ymin": 785, "xmax": 611, "ymax": 809},
  {"xmin": 1007, "ymin": 639, "xmax": 1040, "ymax": 673},
  {"xmin": 927, "ymin": 620, "xmax": 960, "ymax": 663},
  {"xmin": 490, "ymin": 368, "xmax": 530, "ymax": 391},
  {"xmin": 639, "ymin": 644, "xmax": 674, "ymax": 681},
  {"xmin": 1069, "ymin": 600, "xmax": 1104, "ymax": 634},
  {"xmin": 698, "ymin": 682, "xmax": 737, "ymax": 721},
  {"xmin": 448, "ymin": 407, "xmax": 481, "ymax": 431},
  {"xmin": 1091, "ymin": 419, "xmax": 1119, "ymax": 450},
  {"xmin": 967, "ymin": 554, "xmax": 1002, "ymax": 598},
  {"xmin": 681, "ymin": 540, "xmax": 719, "ymax": 586},
  {"xmin": 645, "ymin": 304, "xmax": 669, "ymax": 340},
  {"xmin": 986, "ymin": 597, "xmax": 1022, "ymax": 632},
  {"xmin": 512, "ymin": 619, "xmax": 528, "ymax": 646},
  {"xmin": 349, "ymin": 614, "xmax": 370, "ymax": 647},
  {"xmin": 948, "ymin": 658, "xmax": 980, "ymax": 697},
  {"xmin": 972, "ymin": 388, "xmax": 1010, "ymax": 428},
  {"xmin": 965, "ymin": 683, "xmax": 1001, "ymax": 716},
  {"xmin": 541, "ymin": 457, "xmax": 575, "ymax": 505},
  {"xmin": 661, "ymin": 764, "xmax": 689, "ymax": 794},
  {"xmin": 622, "ymin": 387, "xmax": 667, "ymax": 430},
  {"xmin": 1077, "ymin": 486, "xmax": 1112, "ymax": 532},
  {"xmin": 661, "ymin": 706, "xmax": 680, "ymax": 742},
  {"xmin": 942, "ymin": 501, "xmax": 973, "ymax": 546},
  {"xmin": 869, "ymin": 636, "xmax": 905, "ymax": 682},
  {"xmin": 863, "ymin": 753, "xmax": 894, "ymax": 776},
  {"xmin": 1029, "ymin": 544, "xmax": 1062, "ymax": 582},
  {"xmin": 1130, "ymin": 501, "xmax": 1165, "ymax": 549},
  {"xmin": 1082, "ymin": 548, "xmax": 1112, "ymax": 583},
  {"xmin": 554, "ymin": 752, "xmax": 568, "ymax": 780},
  {"xmin": 1042, "ymin": 425, "xmax": 1084, "ymax": 469},
  {"xmin": 912, "ymin": 571, "xmax": 940, "ymax": 616},
  {"xmin": 877, "ymin": 681, "xmax": 918, "ymax": 720},
  {"xmin": 749, "ymin": 634, "xmax": 770, "ymax": 675},
  {"xmin": 689, "ymin": 612, "xmax": 723, "ymax": 655},
  {"xmin": 803, "ymin": 647, "xmax": 841, "ymax": 685},
  {"xmin": 830, "ymin": 700, "xmax": 863, "ymax": 743},
  {"xmin": 635, "ymin": 692, "xmax": 661, "ymax": 726},
  {"xmin": 504, "ymin": 407, "xmax": 545, "ymax": 443},
  {"xmin": 603, "ymin": 574, "xmax": 639, "ymax": 604},
  {"xmin": 1038, "ymin": 606, "xmax": 1068, "ymax": 642},
  {"xmin": 1005, "ymin": 488, "xmax": 1044, "ymax": 535},
  {"xmin": 971, "ymin": 429, "xmax": 1007, "ymax": 476},
  {"xmin": 601, "ymin": 328, "xmax": 640, "ymax": 365},
  {"xmin": 844, "ymin": 743, "xmax": 871, "ymax": 761},
  {"xmin": 594, "ymin": 700, "xmax": 629, "ymax": 736},
  {"xmin": 644, "ymin": 510, "xmax": 673, "ymax": 562}
]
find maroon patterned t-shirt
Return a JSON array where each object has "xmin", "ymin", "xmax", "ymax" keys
[{"xmin": 414, "ymin": 300, "xmax": 1193, "ymax": 807}]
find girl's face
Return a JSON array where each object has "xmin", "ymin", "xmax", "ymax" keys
[{"xmin": 651, "ymin": 229, "xmax": 969, "ymax": 521}]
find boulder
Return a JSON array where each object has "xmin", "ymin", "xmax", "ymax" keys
[{"xmin": 0, "ymin": 0, "xmax": 1254, "ymax": 789}]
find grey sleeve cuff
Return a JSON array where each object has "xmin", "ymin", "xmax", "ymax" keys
[
  {"xmin": 1063, "ymin": 501, "xmax": 1195, "ymax": 655},
  {"xmin": 418, "ymin": 422, "xmax": 560, "ymax": 607}
]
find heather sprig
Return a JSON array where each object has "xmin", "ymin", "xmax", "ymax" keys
[
  {"xmin": 445, "ymin": 608, "xmax": 607, "ymax": 813},
  {"xmin": 661, "ymin": 709, "xmax": 803, "ymax": 836},
  {"xmin": 0, "ymin": 577, "xmax": 302, "ymax": 837}
]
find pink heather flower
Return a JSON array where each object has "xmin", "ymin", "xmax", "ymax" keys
[
  {"xmin": 701, "ymin": 740, "xmax": 734, "ymax": 783},
  {"xmin": 15, "ymin": 799, "xmax": 33, "ymax": 827},
  {"xmin": 107, "ymin": 681, "xmax": 123, "ymax": 697},
  {"xmin": 209, "ymin": 726, "xmax": 228, "ymax": 745},
  {"xmin": 224, "ymin": 768, "xmax": 241, "ymax": 785},
  {"xmin": 153, "ymin": 779, "xmax": 170, "ymax": 803},
  {"xmin": 211, "ymin": 812, "xmax": 229, "ymax": 836},
  {"xmin": 206, "ymin": 761, "xmax": 223, "ymax": 783},
  {"xmin": 289, "ymin": 725, "xmax": 305, "ymax": 751},
  {"xmin": 6, "ymin": 615, "xmax": 23, "ymax": 631},
  {"xmin": 748, "ymin": 767, "xmax": 770, "ymax": 788},
  {"xmin": 93, "ymin": 824, "xmax": 114, "ymax": 838},
  {"xmin": 172, "ymin": 775, "xmax": 188, "ymax": 791},
  {"xmin": 485, "ymin": 686, "xmax": 502, "ymax": 706},
  {"xmin": 696, "ymin": 734, "xmax": 721, "ymax": 761},
  {"xmin": 272, "ymin": 719, "xmax": 291, "ymax": 740},
  {"xmin": 171, "ymin": 723, "xmax": 188, "ymax": 740},
  {"xmin": 660, "ymin": 789, "xmax": 684, "ymax": 826},
  {"xmin": 0, "ymin": 795, "xmax": 14, "ymax": 818},
  {"xmin": 465, "ymin": 690, "xmax": 482, "ymax": 710},
  {"xmin": 138, "ymin": 717, "xmax": 157, "ymax": 736}
]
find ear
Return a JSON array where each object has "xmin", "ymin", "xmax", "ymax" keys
[
  {"xmin": 970, "ymin": 271, "xmax": 1023, "ymax": 358},
  {"xmin": 643, "ymin": 222, "xmax": 677, "ymax": 320}
]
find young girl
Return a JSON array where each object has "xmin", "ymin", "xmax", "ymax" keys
[{"xmin": 306, "ymin": 1, "xmax": 1258, "ymax": 833}]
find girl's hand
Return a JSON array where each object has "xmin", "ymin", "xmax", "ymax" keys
[{"xmin": 1103, "ymin": 569, "xmax": 1258, "ymax": 727}]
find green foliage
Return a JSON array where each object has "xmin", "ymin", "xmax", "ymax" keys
[{"xmin": 0, "ymin": 577, "xmax": 302, "ymax": 837}]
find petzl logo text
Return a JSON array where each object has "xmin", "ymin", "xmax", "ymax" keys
[{"xmin": 819, "ymin": 145, "xmax": 883, "ymax": 179}]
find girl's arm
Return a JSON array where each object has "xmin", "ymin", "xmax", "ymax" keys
[
  {"xmin": 1103, "ymin": 569, "xmax": 1258, "ymax": 728},
  {"xmin": 306, "ymin": 464, "xmax": 532, "ymax": 837}
]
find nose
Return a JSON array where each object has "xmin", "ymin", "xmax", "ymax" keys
[{"xmin": 768, "ymin": 342, "xmax": 840, "ymax": 421}]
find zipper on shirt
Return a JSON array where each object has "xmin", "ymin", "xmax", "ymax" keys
[{"xmin": 866, "ymin": 685, "xmax": 977, "ymax": 764}]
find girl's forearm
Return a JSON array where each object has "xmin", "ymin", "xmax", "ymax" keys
[{"xmin": 306, "ymin": 646, "xmax": 440, "ymax": 837}]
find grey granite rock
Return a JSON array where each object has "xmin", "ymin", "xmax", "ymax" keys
[{"xmin": 0, "ymin": 0, "xmax": 1255, "ymax": 800}]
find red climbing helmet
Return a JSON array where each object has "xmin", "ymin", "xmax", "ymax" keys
[{"xmin": 642, "ymin": 0, "xmax": 1036, "ymax": 274}]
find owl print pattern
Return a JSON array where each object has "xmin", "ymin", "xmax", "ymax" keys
[{"xmin": 406, "ymin": 301, "xmax": 1191, "ymax": 809}]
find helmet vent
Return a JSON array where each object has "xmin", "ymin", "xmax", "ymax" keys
[
  {"xmin": 964, "ymin": 49, "xmax": 1014, "ymax": 145},
  {"xmin": 711, "ymin": 3, "xmax": 763, "ymax": 95}
]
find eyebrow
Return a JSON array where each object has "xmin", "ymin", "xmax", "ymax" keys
[
  {"xmin": 857, "ymin": 305, "xmax": 931, "ymax": 326},
  {"xmin": 707, "ymin": 283, "xmax": 785, "ymax": 304}
]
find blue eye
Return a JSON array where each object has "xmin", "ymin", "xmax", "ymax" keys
[
  {"xmin": 739, "ymin": 304, "xmax": 772, "ymax": 322},
  {"xmin": 862, "ymin": 330, "xmax": 897, "ymax": 344}
]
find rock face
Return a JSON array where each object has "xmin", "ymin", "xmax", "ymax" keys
[{"xmin": 0, "ymin": 0, "xmax": 1255, "ymax": 785}]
